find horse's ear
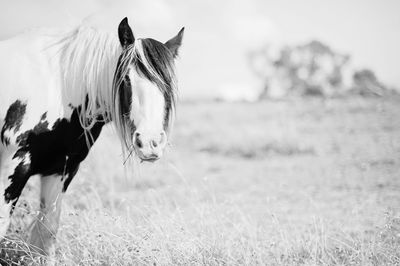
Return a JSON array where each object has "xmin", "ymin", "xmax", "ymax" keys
[
  {"xmin": 165, "ymin": 27, "xmax": 185, "ymax": 58},
  {"xmin": 118, "ymin": 17, "xmax": 135, "ymax": 49}
]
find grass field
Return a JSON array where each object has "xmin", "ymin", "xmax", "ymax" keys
[{"xmin": 1, "ymin": 97, "xmax": 400, "ymax": 265}]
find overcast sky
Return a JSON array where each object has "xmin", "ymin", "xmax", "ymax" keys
[{"xmin": 0, "ymin": 0, "xmax": 399, "ymax": 98}]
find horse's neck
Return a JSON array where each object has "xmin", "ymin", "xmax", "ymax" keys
[{"xmin": 60, "ymin": 28, "xmax": 121, "ymax": 124}]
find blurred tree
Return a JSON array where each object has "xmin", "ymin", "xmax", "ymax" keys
[
  {"xmin": 248, "ymin": 40, "xmax": 395, "ymax": 99},
  {"xmin": 352, "ymin": 69, "xmax": 386, "ymax": 96}
]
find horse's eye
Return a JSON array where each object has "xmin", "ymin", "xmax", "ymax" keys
[{"xmin": 123, "ymin": 76, "xmax": 131, "ymax": 87}]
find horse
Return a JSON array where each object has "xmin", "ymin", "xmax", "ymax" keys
[{"xmin": 0, "ymin": 17, "xmax": 184, "ymax": 257}]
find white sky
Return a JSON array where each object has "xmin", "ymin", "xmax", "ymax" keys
[{"xmin": 0, "ymin": 0, "xmax": 399, "ymax": 98}]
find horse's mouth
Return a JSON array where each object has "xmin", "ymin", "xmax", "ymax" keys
[
  {"xmin": 133, "ymin": 146, "xmax": 163, "ymax": 163},
  {"xmin": 139, "ymin": 155, "xmax": 160, "ymax": 163}
]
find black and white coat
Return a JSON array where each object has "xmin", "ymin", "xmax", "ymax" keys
[{"xmin": 0, "ymin": 17, "xmax": 183, "ymax": 256}]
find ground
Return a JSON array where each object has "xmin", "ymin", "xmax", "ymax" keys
[{"xmin": 1, "ymin": 97, "xmax": 400, "ymax": 265}]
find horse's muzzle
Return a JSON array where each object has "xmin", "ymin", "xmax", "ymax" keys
[{"xmin": 133, "ymin": 131, "xmax": 167, "ymax": 162}]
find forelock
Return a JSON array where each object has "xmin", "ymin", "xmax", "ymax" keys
[
  {"xmin": 133, "ymin": 39, "xmax": 178, "ymax": 128},
  {"xmin": 112, "ymin": 38, "xmax": 178, "ymax": 138}
]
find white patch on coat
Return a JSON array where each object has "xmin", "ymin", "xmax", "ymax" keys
[{"xmin": 129, "ymin": 67, "xmax": 166, "ymax": 137}]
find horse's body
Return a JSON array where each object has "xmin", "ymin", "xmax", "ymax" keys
[
  {"xmin": 0, "ymin": 18, "xmax": 184, "ymax": 257},
  {"xmin": 0, "ymin": 30, "xmax": 65, "ymax": 126},
  {"xmin": 0, "ymin": 31, "xmax": 71, "ymax": 250}
]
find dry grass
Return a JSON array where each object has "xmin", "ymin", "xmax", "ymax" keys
[{"xmin": 1, "ymin": 97, "xmax": 400, "ymax": 265}]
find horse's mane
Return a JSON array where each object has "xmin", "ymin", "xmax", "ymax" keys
[
  {"xmin": 59, "ymin": 25, "xmax": 120, "ymax": 127},
  {"xmin": 57, "ymin": 24, "xmax": 177, "ymax": 152}
]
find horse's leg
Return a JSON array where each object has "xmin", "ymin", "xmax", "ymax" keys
[
  {"xmin": 0, "ymin": 177, "xmax": 12, "ymax": 238},
  {"xmin": 28, "ymin": 174, "xmax": 66, "ymax": 256},
  {"xmin": 0, "ymin": 148, "xmax": 11, "ymax": 237},
  {"xmin": 0, "ymin": 145, "xmax": 30, "ymax": 238}
]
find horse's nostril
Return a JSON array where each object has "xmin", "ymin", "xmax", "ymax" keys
[
  {"xmin": 135, "ymin": 135, "xmax": 143, "ymax": 148},
  {"xmin": 151, "ymin": 140, "xmax": 158, "ymax": 148}
]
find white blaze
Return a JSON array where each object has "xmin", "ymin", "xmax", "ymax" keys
[{"xmin": 129, "ymin": 68, "xmax": 165, "ymax": 136}]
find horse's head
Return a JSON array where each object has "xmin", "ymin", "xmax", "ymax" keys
[{"xmin": 112, "ymin": 18, "xmax": 184, "ymax": 162}]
